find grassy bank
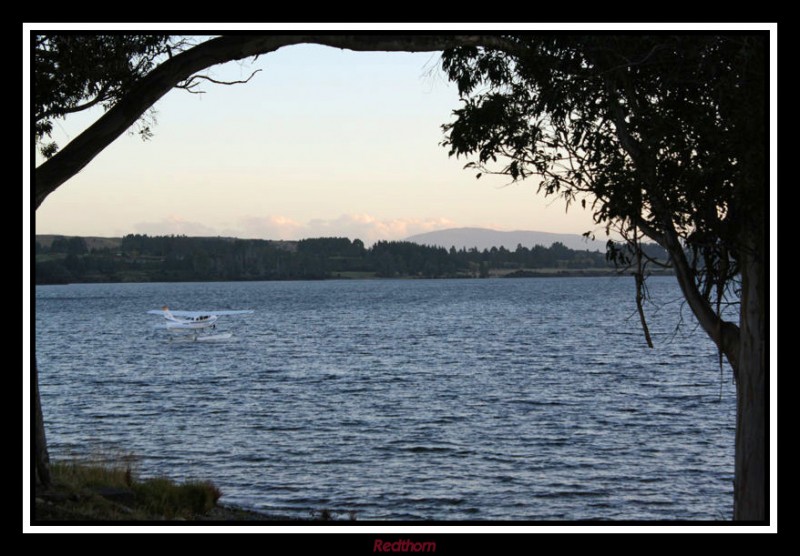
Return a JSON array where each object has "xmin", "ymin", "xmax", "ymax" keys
[
  {"xmin": 34, "ymin": 458, "xmax": 224, "ymax": 521},
  {"xmin": 33, "ymin": 458, "xmax": 353, "ymax": 522}
]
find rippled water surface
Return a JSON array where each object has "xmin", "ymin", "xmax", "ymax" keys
[{"xmin": 35, "ymin": 277, "xmax": 736, "ymax": 520}]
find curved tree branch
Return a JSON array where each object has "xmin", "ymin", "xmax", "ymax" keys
[
  {"xmin": 36, "ymin": 82, "xmax": 113, "ymax": 122},
  {"xmin": 605, "ymin": 77, "xmax": 741, "ymax": 372},
  {"xmin": 35, "ymin": 34, "xmax": 514, "ymax": 208},
  {"xmin": 176, "ymin": 69, "xmax": 262, "ymax": 94}
]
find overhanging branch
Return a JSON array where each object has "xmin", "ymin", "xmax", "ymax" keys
[
  {"xmin": 176, "ymin": 69, "xmax": 262, "ymax": 94},
  {"xmin": 35, "ymin": 34, "xmax": 515, "ymax": 208},
  {"xmin": 36, "ymin": 83, "xmax": 112, "ymax": 122}
]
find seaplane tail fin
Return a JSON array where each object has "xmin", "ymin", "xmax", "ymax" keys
[{"xmin": 161, "ymin": 306, "xmax": 181, "ymax": 322}]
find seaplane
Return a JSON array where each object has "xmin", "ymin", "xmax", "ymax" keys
[{"xmin": 148, "ymin": 306, "xmax": 254, "ymax": 342}]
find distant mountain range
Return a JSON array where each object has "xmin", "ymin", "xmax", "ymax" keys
[{"xmin": 405, "ymin": 227, "xmax": 608, "ymax": 252}]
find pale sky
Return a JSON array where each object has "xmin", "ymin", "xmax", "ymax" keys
[{"xmin": 32, "ymin": 38, "xmax": 602, "ymax": 245}]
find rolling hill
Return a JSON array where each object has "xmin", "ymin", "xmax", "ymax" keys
[{"xmin": 405, "ymin": 227, "xmax": 608, "ymax": 252}]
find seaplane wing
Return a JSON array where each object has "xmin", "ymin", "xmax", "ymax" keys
[{"xmin": 147, "ymin": 309, "xmax": 254, "ymax": 317}]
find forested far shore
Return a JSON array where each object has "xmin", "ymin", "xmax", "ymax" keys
[{"xmin": 34, "ymin": 234, "xmax": 670, "ymax": 284}]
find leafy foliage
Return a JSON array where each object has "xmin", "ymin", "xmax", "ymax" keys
[
  {"xmin": 34, "ymin": 35, "xmax": 179, "ymax": 157},
  {"xmin": 441, "ymin": 35, "xmax": 766, "ymax": 310}
]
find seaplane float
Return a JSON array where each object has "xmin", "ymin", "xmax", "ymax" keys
[{"xmin": 148, "ymin": 306, "xmax": 253, "ymax": 342}]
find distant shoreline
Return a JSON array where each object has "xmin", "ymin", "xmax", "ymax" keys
[
  {"xmin": 35, "ymin": 268, "xmax": 675, "ymax": 286},
  {"xmin": 34, "ymin": 234, "xmax": 671, "ymax": 285}
]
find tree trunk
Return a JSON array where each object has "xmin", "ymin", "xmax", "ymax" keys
[
  {"xmin": 733, "ymin": 240, "xmax": 767, "ymax": 521},
  {"xmin": 33, "ymin": 359, "xmax": 52, "ymax": 488}
]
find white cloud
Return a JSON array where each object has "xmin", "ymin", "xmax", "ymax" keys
[
  {"xmin": 131, "ymin": 213, "xmax": 457, "ymax": 244},
  {"xmin": 302, "ymin": 214, "xmax": 456, "ymax": 245},
  {"xmin": 227, "ymin": 213, "xmax": 459, "ymax": 244},
  {"xmin": 132, "ymin": 214, "xmax": 218, "ymax": 236},
  {"xmin": 236, "ymin": 215, "xmax": 305, "ymax": 240}
]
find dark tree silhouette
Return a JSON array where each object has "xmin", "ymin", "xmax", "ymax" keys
[
  {"xmin": 35, "ymin": 35, "xmax": 176, "ymax": 159},
  {"xmin": 440, "ymin": 35, "xmax": 766, "ymax": 520}
]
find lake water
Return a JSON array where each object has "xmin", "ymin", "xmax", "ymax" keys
[{"xmin": 34, "ymin": 276, "xmax": 736, "ymax": 520}]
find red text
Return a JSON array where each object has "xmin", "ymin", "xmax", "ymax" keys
[{"xmin": 373, "ymin": 539, "xmax": 436, "ymax": 553}]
